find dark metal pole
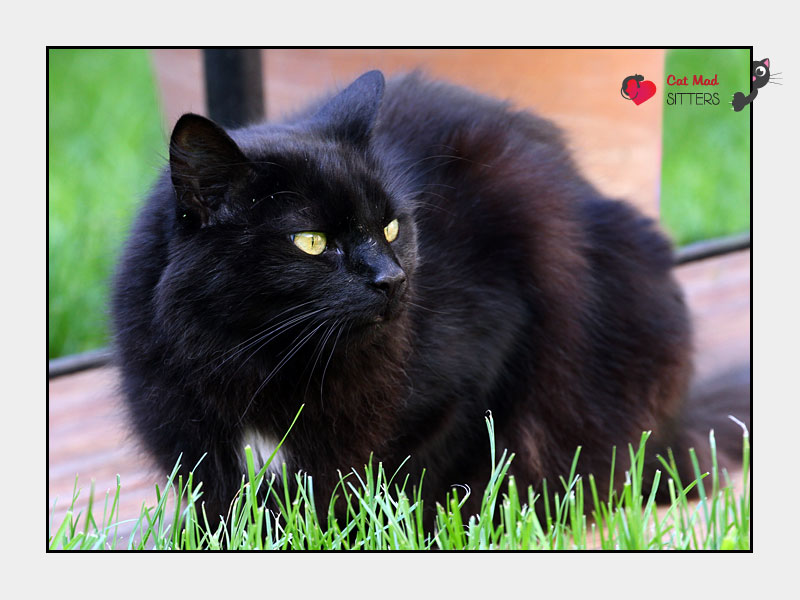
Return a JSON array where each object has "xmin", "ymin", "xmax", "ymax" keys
[{"xmin": 203, "ymin": 49, "xmax": 265, "ymax": 127}]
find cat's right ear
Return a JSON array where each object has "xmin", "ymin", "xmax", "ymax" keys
[
  {"xmin": 169, "ymin": 113, "xmax": 251, "ymax": 226},
  {"xmin": 310, "ymin": 70, "xmax": 385, "ymax": 147}
]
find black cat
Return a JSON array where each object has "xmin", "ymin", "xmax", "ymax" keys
[
  {"xmin": 732, "ymin": 58, "xmax": 772, "ymax": 111},
  {"xmin": 112, "ymin": 70, "xmax": 746, "ymax": 526}
]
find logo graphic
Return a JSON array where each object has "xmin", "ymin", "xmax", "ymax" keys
[
  {"xmin": 620, "ymin": 74, "xmax": 657, "ymax": 105},
  {"xmin": 665, "ymin": 72, "xmax": 720, "ymax": 107},
  {"xmin": 731, "ymin": 58, "xmax": 779, "ymax": 112}
]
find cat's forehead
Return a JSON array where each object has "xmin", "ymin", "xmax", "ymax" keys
[{"xmin": 243, "ymin": 138, "xmax": 393, "ymax": 224}]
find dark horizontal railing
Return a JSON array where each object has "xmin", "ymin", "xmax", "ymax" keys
[
  {"xmin": 674, "ymin": 232, "xmax": 750, "ymax": 265},
  {"xmin": 48, "ymin": 347, "xmax": 114, "ymax": 378}
]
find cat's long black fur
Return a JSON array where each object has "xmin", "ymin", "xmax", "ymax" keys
[{"xmin": 112, "ymin": 70, "xmax": 747, "ymax": 524}]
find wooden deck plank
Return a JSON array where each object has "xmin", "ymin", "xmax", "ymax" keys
[
  {"xmin": 47, "ymin": 250, "xmax": 750, "ymax": 547},
  {"xmin": 674, "ymin": 250, "xmax": 750, "ymax": 382}
]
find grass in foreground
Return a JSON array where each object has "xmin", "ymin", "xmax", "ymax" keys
[{"xmin": 48, "ymin": 413, "xmax": 750, "ymax": 550}]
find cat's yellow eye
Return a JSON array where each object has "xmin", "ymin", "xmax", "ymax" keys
[
  {"xmin": 384, "ymin": 219, "xmax": 399, "ymax": 243},
  {"xmin": 292, "ymin": 232, "xmax": 327, "ymax": 255}
]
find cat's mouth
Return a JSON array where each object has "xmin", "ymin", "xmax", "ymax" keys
[
  {"xmin": 381, "ymin": 283, "xmax": 410, "ymax": 320},
  {"xmin": 372, "ymin": 300, "xmax": 407, "ymax": 324},
  {"xmin": 352, "ymin": 287, "xmax": 410, "ymax": 329},
  {"xmin": 373, "ymin": 311, "xmax": 397, "ymax": 323}
]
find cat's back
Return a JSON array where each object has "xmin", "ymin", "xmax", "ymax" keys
[
  {"xmin": 372, "ymin": 72, "xmax": 601, "ymax": 255},
  {"xmin": 369, "ymin": 72, "xmax": 603, "ymax": 298},
  {"xmin": 374, "ymin": 72, "xmax": 583, "ymax": 183}
]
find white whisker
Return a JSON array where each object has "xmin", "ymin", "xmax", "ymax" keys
[
  {"xmin": 319, "ymin": 322, "xmax": 345, "ymax": 401},
  {"xmin": 237, "ymin": 320, "xmax": 330, "ymax": 425}
]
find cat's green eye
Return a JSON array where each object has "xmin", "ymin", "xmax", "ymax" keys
[
  {"xmin": 384, "ymin": 219, "xmax": 399, "ymax": 243},
  {"xmin": 292, "ymin": 232, "xmax": 327, "ymax": 255}
]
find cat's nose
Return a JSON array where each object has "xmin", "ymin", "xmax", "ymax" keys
[{"xmin": 371, "ymin": 264, "xmax": 407, "ymax": 299}]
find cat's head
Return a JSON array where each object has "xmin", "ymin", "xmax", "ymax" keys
[
  {"xmin": 157, "ymin": 71, "xmax": 417, "ymax": 351},
  {"xmin": 752, "ymin": 58, "xmax": 770, "ymax": 89}
]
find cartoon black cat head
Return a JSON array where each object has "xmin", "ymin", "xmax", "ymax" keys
[
  {"xmin": 752, "ymin": 58, "xmax": 770, "ymax": 89},
  {"xmin": 620, "ymin": 74, "xmax": 645, "ymax": 99}
]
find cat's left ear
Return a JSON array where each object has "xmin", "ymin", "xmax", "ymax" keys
[
  {"xmin": 310, "ymin": 70, "xmax": 385, "ymax": 146},
  {"xmin": 764, "ymin": 58, "xmax": 770, "ymax": 68},
  {"xmin": 169, "ymin": 113, "xmax": 252, "ymax": 225}
]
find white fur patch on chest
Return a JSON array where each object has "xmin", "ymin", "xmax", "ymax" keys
[{"xmin": 239, "ymin": 428, "xmax": 288, "ymax": 478}]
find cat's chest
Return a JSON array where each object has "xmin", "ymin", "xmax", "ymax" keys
[{"xmin": 238, "ymin": 427, "xmax": 289, "ymax": 476}]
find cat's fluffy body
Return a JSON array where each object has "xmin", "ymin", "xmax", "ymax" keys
[{"xmin": 114, "ymin": 71, "xmax": 698, "ymax": 521}]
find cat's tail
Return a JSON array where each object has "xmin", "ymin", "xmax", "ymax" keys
[{"xmin": 661, "ymin": 363, "xmax": 751, "ymax": 491}]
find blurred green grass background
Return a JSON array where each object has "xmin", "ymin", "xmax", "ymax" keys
[
  {"xmin": 47, "ymin": 49, "xmax": 752, "ymax": 358},
  {"xmin": 48, "ymin": 49, "xmax": 164, "ymax": 358}
]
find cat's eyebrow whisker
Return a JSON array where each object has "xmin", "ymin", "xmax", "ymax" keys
[
  {"xmin": 396, "ymin": 153, "xmax": 492, "ymax": 182},
  {"xmin": 420, "ymin": 182, "xmax": 457, "ymax": 190},
  {"xmin": 411, "ymin": 197, "xmax": 457, "ymax": 218},
  {"xmin": 419, "ymin": 157, "xmax": 488, "ymax": 182},
  {"xmin": 204, "ymin": 159, "xmax": 288, "ymax": 171},
  {"xmin": 413, "ymin": 190, "xmax": 451, "ymax": 203},
  {"xmin": 270, "ymin": 190, "xmax": 314, "ymax": 204},
  {"xmin": 246, "ymin": 160, "xmax": 291, "ymax": 172},
  {"xmin": 430, "ymin": 144, "xmax": 494, "ymax": 169},
  {"xmin": 398, "ymin": 153, "xmax": 458, "ymax": 176}
]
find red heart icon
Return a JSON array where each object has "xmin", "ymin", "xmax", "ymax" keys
[{"xmin": 628, "ymin": 80, "xmax": 657, "ymax": 105}]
